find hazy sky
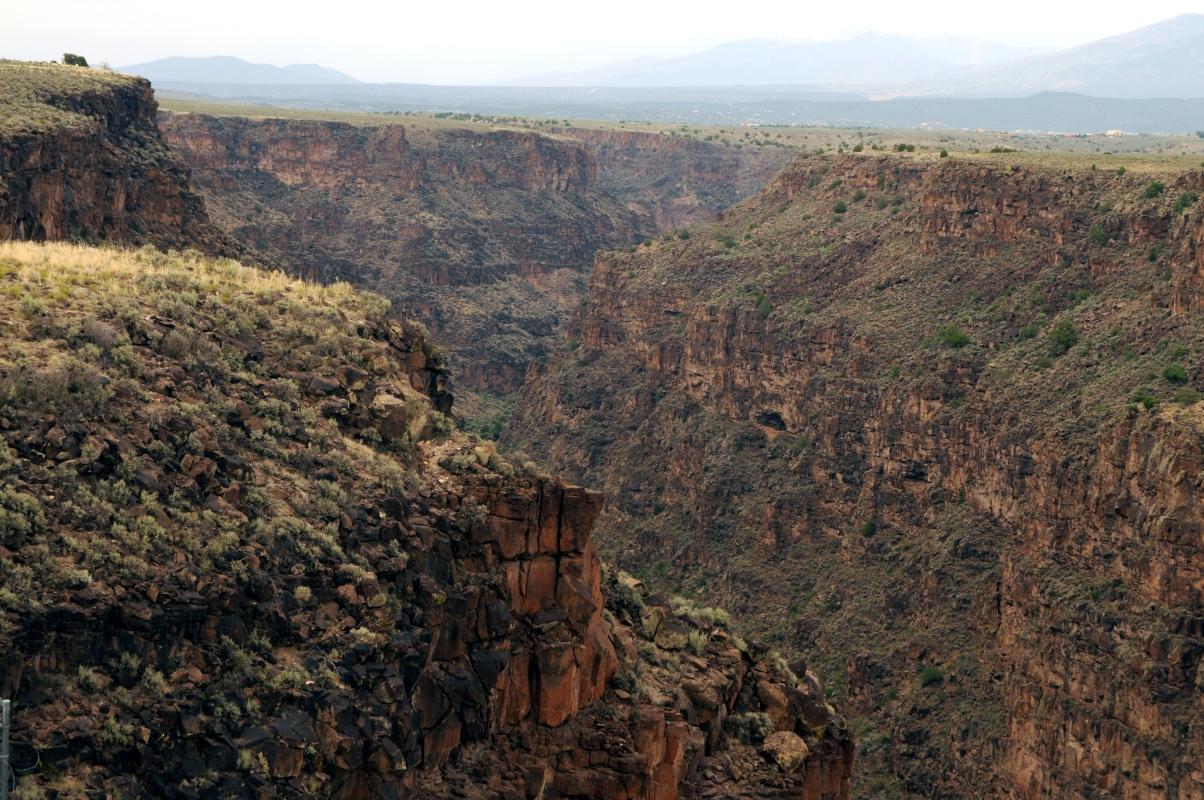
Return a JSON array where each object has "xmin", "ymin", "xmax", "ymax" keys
[{"xmin": 5, "ymin": 0, "xmax": 1202, "ymax": 83}]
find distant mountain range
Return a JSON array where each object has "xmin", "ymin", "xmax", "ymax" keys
[
  {"xmin": 913, "ymin": 13, "xmax": 1204, "ymax": 98},
  {"xmin": 515, "ymin": 14, "xmax": 1204, "ymax": 98},
  {"xmin": 120, "ymin": 56, "xmax": 360, "ymax": 85},
  {"xmin": 517, "ymin": 34, "xmax": 1041, "ymax": 88}
]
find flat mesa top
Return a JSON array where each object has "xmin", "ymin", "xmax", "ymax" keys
[
  {"xmin": 157, "ymin": 95, "xmax": 1204, "ymax": 174},
  {"xmin": 0, "ymin": 60, "xmax": 143, "ymax": 136}
]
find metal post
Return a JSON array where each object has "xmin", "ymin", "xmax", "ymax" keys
[{"xmin": 1, "ymin": 699, "xmax": 10, "ymax": 800}]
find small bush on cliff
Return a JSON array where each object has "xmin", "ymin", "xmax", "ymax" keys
[
  {"xmin": 726, "ymin": 711, "xmax": 774, "ymax": 744},
  {"xmin": 1047, "ymin": 320, "xmax": 1078, "ymax": 356},
  {"xmin": 62, "ymin": 53, "xmax": 88, "ymax": 67},
  {"xmin": 1131, "ymin": 388, "xmax": 1158, "ymax": 410},
  {"xmin": 935, "ymin": 324, "xmax": 970, "ymax": 349},
  {"xmin": 1087, "ymin": 223, "xmax": 1109, "ymax": 247},
  {"xmin": 1172, "ymin": 191, "xmax": 1199, "ymax": 214},
  {"xmin": 1173, "ymin": 387, "xmax": 1202, "ymax": 404},
  {"xmin": 1143, "ymin": 181, "xmax": 1166, "ymax": 199},
  {"xmin": 919, "ymin": 666, "xmax": 944, "ymax": 687},
  {"xmin": 1163, "ymin": 364, "xmax": 1188, "ymax": 384},
  {"xmin": 832, "ymin": 201, "xmax": 848, "ymax": 214}
]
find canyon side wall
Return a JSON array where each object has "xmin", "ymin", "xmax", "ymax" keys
[
  {"xmin": 553, "ymin": 126, "xmax": 796, "ymax": 234},
  {"xmin": 510, "ymin": 153, "xmax": 1204, "ymax": 799}
]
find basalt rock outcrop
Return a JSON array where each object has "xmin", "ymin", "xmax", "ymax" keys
[
  {"xmin": 0, "ymin": 242, "xmax": 852, "ymax": 799},
  {"xmin": 510, "ymin": 154, "xmax": 1204, "ymax": 799},
  {"xmin": 0, "ymin": 61, "xmax": 233, "ymax": 254}
]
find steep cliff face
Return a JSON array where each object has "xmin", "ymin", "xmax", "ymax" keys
[
  {"xmin": 157, "ymin": 114, "xmax": 795, "ymax": 411},
  {"xmin": 511, "ymin": 154, "xmax": 1204, "ymax": 799},
  {"xmin": 159, "ymin": 112, "xmax": 643, "ymax": 402},
  {"xmin": 0, "ymin": 62, "xmax": 232, "ymax": 253},
  {"xmin": 552, "ymin": 127, "xmax": 795, "ymax": 234},
  {"xmin": 0, "ymin": 242, "xmax": 852, "ymax": 800}
]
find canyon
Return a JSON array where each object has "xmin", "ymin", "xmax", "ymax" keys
[
  {"xmin": 157, "ymin": 111, "xmax": 789, "ymax": 427},
  {"xmin": 509, "ymin": 154, "xmax": 1204, "ymax": 798},
  {"xmin": 0, "ymin": 62, "xmax": 852, "ymax": 800},
  {"xmin": 3, "ymin": 59, "xmax": 1202, "ymax": 800}
]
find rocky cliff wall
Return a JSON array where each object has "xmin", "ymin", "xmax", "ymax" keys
[
  {"xmin": 511, "ymin": 154, "xmax": 1204, "ymax": 799},
  {"xmin": 0, "ymin": 62, "xmax": 232, "ymax": 254},
  {"xmin": 553, "ymin": 127, "xmax": 795, "ymax": 234},
  {"xmin": 158, "ymin": 112, "xmax": 642, "ymax": 402}
]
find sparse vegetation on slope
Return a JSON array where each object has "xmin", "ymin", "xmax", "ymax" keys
[{"xmin": 510, "ymin": 152, "xmax": 1204, "ymax": 798}]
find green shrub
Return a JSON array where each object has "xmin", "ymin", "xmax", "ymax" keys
[
  {"xmin": 676, "ymin": 228, "xmax": 690, "ymax": 240},
  {"xmin": 1163, "ymin": 364, "xmax": 1188, "ymax": 384},
  {"xmin": 852, "ymin": 189, "xmax": 866, "ymax": 202},
  {"xmin": 919, "ymin": 666, "xmax": 944, "ymax": 687},
  {"xmin": 1017, "ymin": 322, "xmax": 1039, "ymax": 341},
  {"xmin": 755, "ymin": 294, "xmax": 773, "ymax": 318},
  {"xmin": 63, "ymin": 53, "xmax": 89, "ymax": 67},
  {"xmin": 939, "ymin": 149, "xmax": 949, "ymax": 158},
  {"xmin": 1131, "ymin": 389, "xmax": 1158, "ymax": 410},
  {"xmin": 715, "ymin": 232, "xmax": 738, "ymax": 249},
  {"xmin": 1172, "ymin": 387, "xmax": 1201, "ymax": 405},
  {"xmin": 0, "ymin": 487, "xmax": 46, "ymax": 547},
  {"xmin": 1143, "ymin": 181, "xmax": 1165, "ymax": 199},
  {"xmin": 1047, "ymin": 320, "xmax": 1078, "ymax": 356},
  {"xmin": 936, "ymin": 324, "xmax": 970, "ymax": 348},
  {"xmin": 1087, "ymin": 223, "xmax": 1109, "ymax": 246},
  {"xmin": 726, "ymin": 711, "xmax": 774, "ymax": 744},
  {"xmin": 832, "ymin": 201, "xmax": 848, "ymax": 214},
  {"xmin": 1172, "ymin": 191, "xmax": 1199, "ymax": 214},
  {"xmin": 860, "ymin": 520, "xmax": 877, "ymax": 537}
]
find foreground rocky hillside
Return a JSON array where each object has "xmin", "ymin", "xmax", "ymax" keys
[
  {"xmin": 0, "ymin": 62, "xmax": 232, "ymax": 254},
  {"xmin": 510, "ymin": 153, "xmax": 1204, "ymax": 798},
  {"xmin": 0, "ymin": 241, "xmax": 852, "ymax": 799}
]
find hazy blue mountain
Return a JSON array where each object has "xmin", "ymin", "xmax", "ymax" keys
[
  {"xmin": 120, "ymin": 56, "xmax": 360, "ymax": 85},
  {"xmin": 914, "ymin": 14, "xmax": 1204, "ymax": 97},
  {"xmin": 514, "ymin": 33, "xmax": 1040, "ymax": 87}
]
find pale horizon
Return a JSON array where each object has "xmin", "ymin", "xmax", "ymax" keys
[{"xmin": 4, "ymin": 0, "xmax": 1202, "ymax": 84}]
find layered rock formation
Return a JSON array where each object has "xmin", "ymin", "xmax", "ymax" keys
[
  {"xmin": 158, "ymin": 112, "xmax": 643, "ymax": 403},
  {"xmin": 551, "ymin": 127, "xmax": 795, "ymax": 234},
  {"xmin": 0, "ymin": 61, "xmax": 232, "ymax": 253},
  {"xmin": 511, "ymin": 154, "xmax": 1204, "ymax": 799},
  {"xmin": 0, "ymin": 242, "xmax": 851, "ymax": 799},
  {"xmin": 158, "ymin": 114, "xmax": 793, "ymax": 422}
]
